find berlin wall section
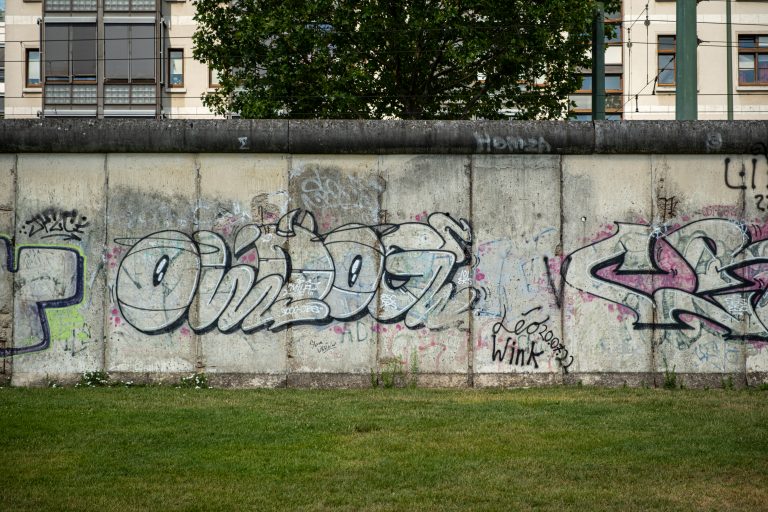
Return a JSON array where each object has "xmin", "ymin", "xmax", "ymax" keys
[{"xmin": 0, "ymin": 120, "xmax": 766, "ymax": 388}]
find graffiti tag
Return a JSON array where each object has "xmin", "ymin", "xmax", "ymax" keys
[
  {"xmin": 564, "ymin": 218, "xmax": 768, "ymax": 342},
  {"xmin": 115, "ymin": 210, "xmax": 478, "ymax": 335}
]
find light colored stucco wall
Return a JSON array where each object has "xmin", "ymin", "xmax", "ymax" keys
[
  {"xmin": 623, "ymin": 0, "xmax": 768, "ymax": 120},
  {"xmin": 3, "ymin": 0, "xmax": 220, "ymax": 119},
  {"xmin": 1, "ymin": 142, "xmax": 766, "ymax": 387}
]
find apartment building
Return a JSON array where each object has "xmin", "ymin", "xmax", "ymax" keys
[
  {"xmin": 571, "ymin": 0, "xmax": 768, "ymax": 121},
  {"xmin": 4, "ymin": 0, "xmax": 218, "ymax": 118},
  {"xmin": 4, "ymin": 1, "xmax": 768, "ymax": 120}
]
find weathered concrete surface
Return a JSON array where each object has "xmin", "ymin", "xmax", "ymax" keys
[
  {"xmin": 0, "ymin": 121, "xmax": 767, "ymax": 388},
  {"xmin": 11, "ymin": 154, "xmax": 105, "ymax": 386},
  {"xmin": 105, "ymin": 154, "xmax": 199, "ymax": 376},
  {"xmin": 471, "ymin": 155, "xmax": 563, "ymax": 387},
  {"xmin": 2, "ymin": 120, "xmax": 768, "ymax": 155},
  {"xmin": 0, "ymin": 155, "xmax": 15, "ymax": 384},
  {"xmin": 650, "ymin": 155, "xmax": 746, "ymax": 378},
  {"xmin": 562, "ymin": 155, "xmax": 654, "ymax": 376},
  {"xmin": 196, "ymin": 154, "xmax": 289, "ymax": 386}
]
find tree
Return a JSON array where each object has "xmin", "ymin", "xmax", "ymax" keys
[{"xmin": 193, "ymin": 0, "xmax": 620, "ymax": 120}]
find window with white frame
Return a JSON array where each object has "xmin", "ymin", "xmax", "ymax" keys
[{"xmin": 168, "ymin": 49, "xmax": 183, "ymax": 87}]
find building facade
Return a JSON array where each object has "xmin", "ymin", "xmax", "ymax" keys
[
  {"xmin": 571, "ymin": 0, "xmax": 768, "ymax": 121},
  {"xmin": 4, "ymin": 0, "xmax": 218, "ymax": 118},
  {"xmin": 4, "ymin": 0, "xmax": 768, "ymax": 120}
]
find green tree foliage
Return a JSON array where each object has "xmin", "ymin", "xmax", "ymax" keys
[{"xmin": 193, "ymin": 0, "xmax": 620, "ymax": 119}]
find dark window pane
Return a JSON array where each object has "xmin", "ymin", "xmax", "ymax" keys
[
  {"xmin": 579, "ymin": 75, "xmax": 592, "ymax": 92},
  {"xmin": 606, "ymin": 114, "xmax": 622, "ymax": 121},
  {"xmin": 659, "ymin": 36, "xmax": 675, "ymax": 51},
  {"xmin": 740, "ymin": 69, "xmax": 756, "ymax": 83},
  {"xmin": 759, "ymin": 54, "xmax": 768, "ymax": 82},
  {"xmin": 605, "ymin": 75, "xmax": 621, "ymax": 90},
  {"xmin": 739, "ymin": 35, "xmax": 756, "ymax": 49},
  {"xmin": 105, "ymin": 24, "xmax": 129, "ymax": 79},
  {"xmin": 605, "ymin": 23, "xmax": 621, "ymax": 44},
  {"xmin": 71, "ymin": 24, "xmax": 96, "ymax": 80},
  {"xmin": 131, "ymin": 25, "xmax": 155, "ymax": 80},
  {"xmin": 45, "ymin": 25, "xmax": 70, "ymax": 81},
  {"xmin": 573, "ymin": 114, "xmax": 592, "ymax": 121},
  {"xmin": 658, "ymin": 55, "xmax": 675, "ymax": 84}
]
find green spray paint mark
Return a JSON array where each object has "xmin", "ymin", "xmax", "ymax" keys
[
  {"xmin": 0, "ymin": 233, "xmax": 90, "ymax": 354},
  {"xmin": 47, "ymin": 307, "xmax": 89, "ymax": 342}
]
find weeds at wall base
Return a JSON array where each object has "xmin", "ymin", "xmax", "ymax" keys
[
  {"xmin": 371, "ymin": 353, "xmax": 419, "ymax": 389},
  {"xmin": 177, "ymin": 373, "xmax": 210, "ymax": 389},
  {"xmin": 60, "ymin": 371, "xmax": 212, "ymax": 389},
  {"xmin": 663, "ymin": 357, "xmax": 679, "ymax": 390}
]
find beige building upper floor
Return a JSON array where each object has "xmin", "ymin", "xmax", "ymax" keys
[
  {"xmin": 3, "ymin": 0, "xmax": 220, "ymax": 119},
  {"xmin": 3, "ymin": 0, "xmax": 768, "ymax": 120}
]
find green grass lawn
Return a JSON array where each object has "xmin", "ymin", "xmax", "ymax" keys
[{"xmin": 1, "ymin": 387, "xmax": 766, "ymax": 511}]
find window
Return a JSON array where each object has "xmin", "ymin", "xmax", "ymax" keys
[
  {"xmin": 569, "ymin": 73, "xmax": 623, "ymax": 121},
  {"xmin": 44, "ymin": 23, "xmax": 97, "ymax": 83},
  {"xmin": 168, "ymin": 49, "xmax": 183, "ymax": 87},
  {"xmin": 104, "ymin": 0, "xmax": 156, "ymax": 12},
  {"xmin": 658, "ymin": 35, "xmax": 676, "ymax": 86},
  {"xmin": 738, "ymin": 35, "xmax": 768, "ymax": 85},
  {"xmin": 105, "ymin": 24, "xmax": 155, "ymax": 82},
  {"xmin": 44, "ymin": 0, "xmax": 97, "ymax": 12},
  {"xmin": 209, "ymin": 68, "xmax": 220, "ymax": 88},
  {"xmin": 26, "ymin": 49, "xmax": 41, "ymax": 87},
  {"xmin": 0, "ymin": 46, "xmax": 4, "ymax": 83},
  {"xmin": 104, "ymin": 23, "xmax": 156, "ymax": 106}
]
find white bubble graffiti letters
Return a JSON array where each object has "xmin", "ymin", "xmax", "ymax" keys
[{"xmin": 114, "ymin": 210, "xmax": 478, "ymax": 334}]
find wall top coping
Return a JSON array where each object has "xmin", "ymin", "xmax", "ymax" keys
[{"xmin": 1, "ymin": 119, "xmax": 766, "ymax": 155}]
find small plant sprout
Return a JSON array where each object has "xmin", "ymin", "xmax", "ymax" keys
[{"xmin": 179, "ymin": 373, "xmax": 210, "ymax": 389}]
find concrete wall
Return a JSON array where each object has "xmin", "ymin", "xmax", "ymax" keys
[{"xmin": 1, "ymin": 120, "xmax": 768, "ymax": 388}]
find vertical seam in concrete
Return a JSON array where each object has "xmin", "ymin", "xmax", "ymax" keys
[
  {"xmin": 467, "ymin": 154, "xmax": 475, "ymax": 388},
  {"xmin": 285, "ymin": 153, "xmax": 293, "ymax": 387},
  {"xmin": 374, "ymin": 154, "xmax": 384, "ymax": 387},
  {"xmin": 287, "ymin": 121, "xmax": 292, "ymax": 155},
  {"xmin": 6, "ymin": 153, "xmax": 19, "ymax": 381},
  {"xmin": 741, "ymin": 156, "xmax": 748, "ymax": 383},
  {"xmin": 101, "ymin": 154, "xmax": 109, "ymax": 373},
  {"xmin": 649, "ymin": 154, "xmax": 657, "ymax": 385},
  {"xmin": 194, "ymin": 154, "xmax": 203, "ymax": 373},
  {"xmin": 558, "ymin": 154, "xmax": 565, "ymax": 385}
]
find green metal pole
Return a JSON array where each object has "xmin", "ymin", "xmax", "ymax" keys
[
  {"xmin": 676, "ymin": 0, "xmax": 698, "ymax": 120},
  {"xmin": 592, "ymin": 2, "xmax": 605, "ymax": 120},
  {"xmin": 726, "ymin": 0, "xmax": 733, "ymax": 120}
]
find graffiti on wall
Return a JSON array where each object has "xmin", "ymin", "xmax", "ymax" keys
[
  {"xmin": 490, "ymin": 306, "xmax": 573, "ymax": 371},
  {"xmin": 564, "ymin": 218, "xmax": 768, "ymax": 342},
  {"xmin": 115, "ymin": 210, "xmax": 478, "ymax": 335},
  {"xmin": 19, "ymin": 208, "xmax": 90, "ymax": 242},
  {"xmin": 722, "ymin": 152, "xmax": 768, "ymax": 213},
  {"xmin": 0, "ymin": 235, "xmax": 85, "ymax": 356}
]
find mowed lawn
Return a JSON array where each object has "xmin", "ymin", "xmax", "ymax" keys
[{"xmin": 1, "ymin": 387, "xmax": 766, "ymax": 511}]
